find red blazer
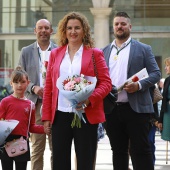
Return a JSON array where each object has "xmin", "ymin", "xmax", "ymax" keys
[{"xmin": 42, "ymin": 45, "xmax": 112, "ymax": 124}]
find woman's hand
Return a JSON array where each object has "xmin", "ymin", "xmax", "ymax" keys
[
  {"xmin": 44, "ymin": 120, "xmax": 51, "ymax": 135},
  {"xmin": 76, "ymin": 99, "xmax": 90, "ymax": 111},
  {"xmin": 44, "ymin": 126, "xmax": 51, "ymax": 135}
]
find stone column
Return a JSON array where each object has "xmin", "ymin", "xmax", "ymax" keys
[
  {"xmin": 90, "ymin": 0, "xmax": 112, "ymax": 48},
  {"xmin": 20, "ymin": 0, "xmax": 27, "ymax": 26},
  {"xmin": 2, "ymin": 0, "xmax": 16, "ymax": 33}
]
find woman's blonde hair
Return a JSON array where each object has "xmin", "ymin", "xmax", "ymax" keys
[
  {"xmin": 164, "ymin": 57, "xmax": 170, "ymax": 65},
  {"xmin": 55, "ymin": 12, "xmax": 94, "ymax": 48}
]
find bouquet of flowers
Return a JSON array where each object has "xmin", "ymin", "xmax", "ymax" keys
[
  {"xmin": 56, "ymin": 74, "xmax": 97, "ymax": 128},
  {"xmin": 0, "ymin": 119, "xmax": 19, "ymax": 145}
]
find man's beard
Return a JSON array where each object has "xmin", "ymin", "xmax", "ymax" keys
[{"xmin": 114, "ymin": 30, "xmax": 130, "ymax": 40}]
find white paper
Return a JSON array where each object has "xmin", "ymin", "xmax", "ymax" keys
[
  {"xmin": 41, "ymin": 51, "xmax": 51, "ymax": 62},
  {"xmin": 127, "ymin": 68, "xmax": 149, "ymax": 82},
  {"xmin": 0, "ymin": 119, "xmax": 19, "ymax": 145}
]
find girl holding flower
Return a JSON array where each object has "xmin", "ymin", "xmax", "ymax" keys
[{"xmin": 0, "ymin": 66, "xmax": 49, "ymax": 170}]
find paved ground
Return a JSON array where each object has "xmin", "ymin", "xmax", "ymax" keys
[{"xmin": 0, "ymin": 132, "xmax": 170, "ymax": 170}]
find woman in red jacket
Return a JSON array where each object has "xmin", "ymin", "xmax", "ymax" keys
[{"xmin": 42, "ymin": 12, "xmax": 112, "ymax": 170}]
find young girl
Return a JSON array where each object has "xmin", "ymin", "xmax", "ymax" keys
[{"xmin": 0, "ymin": 66, "xmax": 50, "ymax": 170}]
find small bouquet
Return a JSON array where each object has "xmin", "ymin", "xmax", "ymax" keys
[
  {"xmin": 117, "ymin": 75, "xmax": 139, "ymax": 93},
  {"xmin": 56, "ymin": 74, "xmax": 97, "ymax": 128},
  {"xmin": 117, "ymin": 68, "xmax": 149, "ymax": 93},
  {"xmin": 41, "ymin": 51, "xmax": 51, "ymax": 86},
  {"xmin": 40, "ymin": 51, "xmax": 51, "ymax": 117},
  {"xmin": 0, "ymin": 119, "xmax": 19, "ymax": 145}
]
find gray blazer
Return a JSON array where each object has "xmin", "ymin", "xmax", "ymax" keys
[
  {"xmin": 102, "ymin": 39, "xmax": 161, "ymax": 113},
  {"xmin": 18, "ymin": 41, "xmax": 57, "ymax": 103}
]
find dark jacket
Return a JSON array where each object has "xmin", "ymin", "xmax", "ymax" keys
[{"xmin": 159, "ymin": 76, "xmax": 170, "ymax": 123}]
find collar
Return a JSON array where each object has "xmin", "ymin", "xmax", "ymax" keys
[
  {"xmin": 111, "ymin": 37, "xmax": 132, "ymax": 49},
  {"xmin": 65, "ymin": 44, "xmax": 83, "ymax": 55},
  {"xmin": 36, "ymin": 42, "xmax": 51, "ymax": 51}
]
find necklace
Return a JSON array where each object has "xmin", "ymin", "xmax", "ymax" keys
[{"xmin": 113, "ymin": 39, "xmax": 132, "ymax": 61}]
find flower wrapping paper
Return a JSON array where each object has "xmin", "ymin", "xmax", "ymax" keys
[
  {"xmin": 117, "ymin": 68, "xmax": 149, "ymax": 93},
  {"xmin": 56, "ymin": 75, "xmax": 97, "ymax": 122},
  {"xmin": 0, "ymin": 119, "xmax": 19, "ymax": 145}
]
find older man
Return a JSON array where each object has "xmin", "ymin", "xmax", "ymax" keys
[{"xmin": 18, "ymin": 19, "xmax": 57, "ymax": 170}]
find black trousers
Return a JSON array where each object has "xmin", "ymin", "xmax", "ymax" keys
[
  {"xmin": 104, "ymin": 103, "xmax": 154, "ymax": 170},
  {"xmin": 0, "ymin": 135, "xmax": 30, "ymax": 170},
  {"xmin": 52, "ymin": 110, "xmax": 98, "ymax": 170},
  {"xmin": 1, "ymin": 159, "xmax": 27, "ymax": 170}
]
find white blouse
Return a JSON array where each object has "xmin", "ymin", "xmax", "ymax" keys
[{"xmin": 58, "ymin": 45, "xmax": 83, "ymax": 112}]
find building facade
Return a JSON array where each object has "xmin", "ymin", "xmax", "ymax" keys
[{"xmin": 0, "ymin": 0, "xmax": 170, "ymax": 89}]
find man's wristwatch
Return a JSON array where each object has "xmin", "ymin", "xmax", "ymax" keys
[{"xmin": 31, "ymin": 85, "xmax": 35, "ymax": 94}]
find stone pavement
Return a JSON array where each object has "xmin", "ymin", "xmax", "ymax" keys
[
  {"xmin": 27, "ymin": 133, "xmax": 170, "ymax": 170},
  {"xmin": 95, "ymin": 133, "xmax": 170, "ymax": 170},
  {"xmin": 0, "ymin": 133, "xmax": 170, "ymax": 170}
]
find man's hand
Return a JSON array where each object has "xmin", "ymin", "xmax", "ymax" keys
[
  {"xmin": 123, "ymin": 82, "xmax": 139, "ymax": 93},
  {"xmin": 33, "ymin": 86, "xmax": 43, "ymax": 98}
]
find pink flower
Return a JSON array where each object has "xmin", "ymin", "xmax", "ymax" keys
[
  {"xmin": 64, "ymin": 81, "xmax": 76, "ymax": 91},
  {"xmin": 73, "ymin": 77, "xmax": 81, "ymax": 83},
  {"xmin": 62, "ymin": 75, "xmax": 92, "ymax": 92}
]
